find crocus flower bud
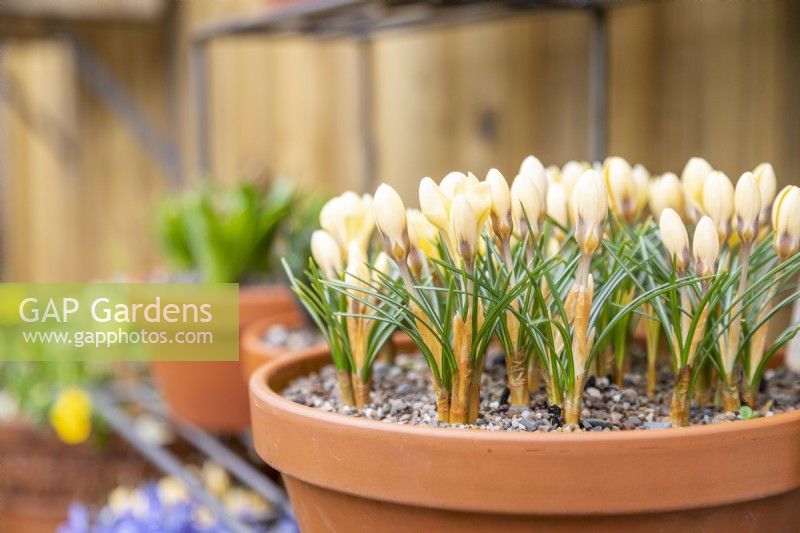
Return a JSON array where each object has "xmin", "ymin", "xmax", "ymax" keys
[
  {"xmin": 572, "ymin": 169, "xmax": 608, "ymax": 255},
  {"xmin": 681, "ymin": 157, "xmax": 713, "ymax": 222},
  {"xmin": 519, "ymin": 155, "xmax": 548, "ymax": 209},
  {"xmin": 439, "ymin": 171, "xmax": 469, "ymax": 200},
  {"xmin": 632, "ymin": 164, "xmax": 650, "ymax": 216},
  {"xmin": 702, "ymin": 170, "xmax": 734, "ymax": 242},
  {"xmin": 319, "ymin": 192, "xmax": 374, "ymax": 257},
  {"xmin": 373, "ymin": 183, "xmax": 409, "ymax": 263},
  {"xmin": 734, "ymin": 172, "xmax": 761, "ymax": 245},
  {"xmin": 693, "ymin": 216, "xmax": 720, "ymax": 278},
  {"xmin": 407, "ymin": 208, "xmax": 439, "ymax": 260},
  {"xmin": 562, "ymin": 161, "xmax": 589, "ymax": 224},
  {"xmin": 511, "ymin": 172, "xmax": 542, "ymax": 238},
  {"xmin": 450, "ymin": 195, "xmax": 480, "ymax": 264},
  {"xmin": 372, "ymin": 251, "xmax": 393, "ymax": 282},
  {"xmin": 545, "ymin": 165, "xmax": 560, "ymax": 185},
  {"xmin": 659, "ymin": 208, "xmax": 690, "ymax": 273},
  {"xmin": 345, "ymin": 242, "xmax": 371, "ymax": 292},
  {"xmin": 648, "ymin": 172, "xmax": 684, "ymax": 221},
  {"xmin": 603, "ymin": 156, "xmax": 637, "ymax": 222},
  {"xmin": 311, "ymin": 229, "xmax": 342, "ymax": 279},
  {"xmin": 486, "ymin": 168, "xmax": 512, "ymax": 241},
  {"xmin": 546, "ymin": 182, "xmax": 569, "ymax": 232},
  {"xmin": 753, "ymin": 162, "xmax": 777, "ymax": 225},
  {"xmin": 772, "ymin": 185, "xmax": 800, "ymax": 259},
  {"xmin": 419, "ymin": 177, "xmax": 450, "ymax": 232}
]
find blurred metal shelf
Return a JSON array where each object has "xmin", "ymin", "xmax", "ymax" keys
[{"xmin": 191, "ymin": 0, "xmax": 628, "ymax": 187}]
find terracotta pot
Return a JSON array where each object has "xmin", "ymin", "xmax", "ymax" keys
[
  {"xmin": 250, "ymin": 349, "xmax": 800, "ymax": 532},
  {"xmin": 0, "ymin": 421, "xmax": 158, "ymax": 532},
  {"xmin": 152, "ymin": 284, "xmax": 298, "ymax": 432},
  {"xmin": 240, "ymin": 313, "xmax": 326, "ymax": 381}
]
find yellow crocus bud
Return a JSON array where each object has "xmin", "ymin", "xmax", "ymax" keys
[
  {"xmin": 373, "ymin": 183, "xmax": 409, "ymax": 263},
  {"xmin": 439, "ymin": 171, "xmax": 469, "ymax": 200},
  {"xmin": 693, "ymin": 216, "xmax": 720, "ymax": 278},
  {"xmin": 450, "ymin": 195, "xmax": 480, "ymax": 264},
  {"xmin": 419, "ymin": 177, "xmax": 450, "ymax": 232},
  {"xmin": 603, "ymin": 156, "xmax": 637, "ymax": 222},
  {"xmin": 464, "ymin": 181, "xmax": 493, "ymax": 227},
  {"xmin": 407, "ymin": 208, "xmax": 439, "ymax": 260},
  {"xmin": 702, "ymin": 170, "xmax": 734, "ymax": 242},
  {"xmin": 486, "ymin": 168, "xmax": 512, "ymax": 241},
  {"xmin": 311, "ymin": 230, "xmax": 342, "ymax": 279},
  {"xmin": 546, "ymin": 181, "xmax": 569, "ymax": 232},
  {"xmin": 545, "ymin": 165, "xmax": 561, "ymax": 185},
  {"xmin": 319, "ymin": 192, "xmax": 374, "ymax": 257},
  {"xmin": 659, "ymin": 208, "xmax": 690, "ymax": 273},
  {"xmin": 572, "ymin": 169, "xmax": 608, "ymax": 255},
  {"xmin": 753, "ymin": 162, "xmax": 777, "ymax": 225},
  {"xmin": 681, "ymin": 157, "xmax": 713, "ymax": 222},
  {"xmin": 632, "ymin": 164, "xmax": 650, "ymax": 216},
  {"xmin": 511, "ymin": 172, "xmax": 543, "ymax": 238},
  {"xmin": 734, "ymin": 172, "xmax": 761, "ymax": 245},
  {"xmin": 562, "ymin": 160, "xmax": 590, "ymax": 224},
  {"xmin": 648, "ymin": 172, "xmax": 684, "ymax": 221},
  {"xmin": 519, "ymin": 155, "xmax": 548, "ymax": 209},
  {"xmin": 772, "ymin": 185, "xmax": 800, "ymax": 259}
]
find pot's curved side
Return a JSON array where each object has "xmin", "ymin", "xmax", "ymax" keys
[
  {"xmin": 250, "ymin": 349, "xmax": 800, "ymax": 529},
  {"xmin": 152, "ymin": 284, "xmax": 296, "ymax": 432}
]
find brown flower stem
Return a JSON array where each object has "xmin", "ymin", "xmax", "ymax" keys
[
  {"xmin": 432, "ymin": 379, "xmax": 450, "ymax": 422},
  {"xmin": 670, "ymin": 365, "xmax": 692, "ymax": 427},
  {"xmin": 448, "ymin": 365, "xmax": 472, "ymax": 425},
  {"xmin": 467, "ymin": 363, "xmax": 483, "ymax": 421},
  {"xmin": 563, "ymin": 374, "xmax": 587, "ymax": 426},
  {"xmin": 742, "ymin": 381, "xmax": 756, "ymax": 409},
  {"xmin": 337, "ymin": 370, "xmax": 355, "ymax": 406},
  {"xmin": 351, "ymin": 373, "xmax": 371, "ymax": 408},
  {"xmin": 721, "ymin": 377, "xmax": 740, "ymax": 412},
  {"xmin": 693, "ymin": 363, "xmax": 714, "ymax": 405},
  {"xmin": 546, "ymin": 373, "xmax": 562, "ymax": 407},
  {"xmin": 507, "ymin": 349, "xmax": 530, "ymax": 407}
]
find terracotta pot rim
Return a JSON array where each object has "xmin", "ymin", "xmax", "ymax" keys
[
  {"xmin": 251, "ymin": 349, "xmax": 800, "ymax": 442},
  {"xmin": 250, "ymin": 348, "xmax": 800, "ymax": 516}
]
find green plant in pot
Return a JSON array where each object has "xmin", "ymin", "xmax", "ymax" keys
[
  {"xmin": 152, "ymin": 179, "xmax": 317, "ymax": 432},
  {"xmin": 254, "ymin": 156, "xmax": 800, "ymax": 531}
]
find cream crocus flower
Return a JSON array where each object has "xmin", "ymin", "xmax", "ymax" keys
[
  {"xmin": 319, "ymin": 191, "xmax": 374, "ymax": 257},
  {"xmin": 486, "ymin": 168, "xmax": 513, "ymax": 241},
  {"xmin": 572, "ymin": 169, "xmax": 608, "ymax": 255},
  {"xmin": 373, "ymin": 183, "xmax": 409, "ymax": 263},
  {"xmin": 632, "ymin": 164, "xmax": 650, "ymax": 216},
  {"xmin": 753, "ymin": 162, "xmax": 777, "ymax": 225},
  {"xmin": 519, "ymin": 155, "xmax": 548, "ymax": 208},
  {"xmin": 702, "ymin": 170, "xmax": 735, "ymax": 242},
  {"xmin": 372, "ymin": 251, "xmax": 393, "ymax": 282},
  {"xmin": 734, "ymin": 172, "xmax": 761, "ymax": 245},
  {"xmin": 450, "ymin": 195, "xmax": 481, "ymax": 263},
  {"xmin": 648, "ymin": 172, "xmax": 684, "ymax": 221},
  {"xmin": 345, "ymin": 242, "xmax": 371, "ymax": 292},
  {"xmin": 603, "ymin": 156, "xmax": 637, "ymax": 222},
  {"xmin": 311, "ymin": 230, "xmax": 342, "ymax": 279},
  {"xmin": 511, "ymin": 172, "xmax": 543, "ymax": 238},
  {"xmin": 659, "ymin": 208, "xmax": 690, "ymax": 273},
  {"xmin": 545, "ymin": 165, "xmax": 561, "ymax": 185},
  {"xmin": 772, "ymin": 185, "xmax": 800, "ymax": 259},
  {"xmin": 693, "ymin": 216, "xmax": 720, "ymax": 278},
  {"xmin": 546, "ymin": 181, "xmax": 569, "ymax": 233},
  {"xmin": 407, "ymin": 208, "xmax": 439, "ymax": 260},
  {"xmin": 419, "ymin": 176, "xmax": 451, "ymax": 232},
  {"xmin": 681, "ymin": 157, "xmax": 713, "ymax": 222},
  {"xmin": 561, "ymin": 160, "xmax": 590, "ymax": 224}
]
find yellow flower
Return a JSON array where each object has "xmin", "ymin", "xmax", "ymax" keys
[
  {"xmin": 681, "ymin": 157, "xmax": 713, "ymax": 222},
  {"xmin": 772, "ymin": 185, "xmax": 800, "ymax": 259},
  {"xmin": 603, "ymin": 156, "xmax": 637, "ymax": 222},
  {"xmin": 407, "ymin": 208, "xmax": 439, "ymax": 260},
  {"xmin": 659, "ymin": 208, "xmax": 690, "ymax": 273},
  {"xmin": 693, "ymin": 216, "xmax": 719, "ymax": 277},
  {"xmin": 319, "ymin": 192, "xmax": 374, "ymax": 258},
  {"xmin": 702, "ymin": 170, "xmax": 735, "ymax": 242},
  {"xmin": 753, "ymin": 162, "xmax": 777, "ymax": 225},
  {"xmin": 373, "ymin": 183, "xmax": 409, "ymax": 263},
  {"xmin": 734, "ymin": 172, "xmax": 761, "ymax": 245},
  {"xmin": 572, "ymin": 169, "xmax": 608, "ymax": 255},
  {"xmin": 485, "ymin": 168, "xmax": 512, "ymax": 241},
  {"xmin": 450, "ymin": 195, "xmax": 481, "ymax": 263},
  {"xmin": 648, "ymin": 172, "xmax": 684, "ymax": 221},
  {"xmin": 311, "ymin": 230, "xmax": 342, "ymax": 280},
  {"xmin": 49, "ymin": 387, "xmax": 92, "ymax": 445},
  {"xmin": 632, "ymin": 164, "xmax": 651, "ymax": 216}
]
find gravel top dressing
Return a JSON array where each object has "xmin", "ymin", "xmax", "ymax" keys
[
  {"xmin": 282, "ymin": 352, "xmax": 800, "ymax": 432},
  {"xmin": 260, "ymin": 324, "xmax": 323, "ymax": 351}
]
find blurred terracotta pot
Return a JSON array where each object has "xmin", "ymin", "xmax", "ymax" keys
[
  {"xmin": 240, "ymin": 313, "xmax": 326, "ymax": 381},
  {"xmin": 152, "ymin": 284, "xmax": 297, "ymax": 432},
  {"xmin": 250, "ymin": 348, "xmax": 800, "ymax": 532}
]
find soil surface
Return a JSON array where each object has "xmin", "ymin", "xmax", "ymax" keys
[
  {"xmin": 281, "ymin": 351, "xmax": 800, "ymax": 432},
  {"xmin": 260, "ymin": 324, "xmax": 323, "ymax": 351}
]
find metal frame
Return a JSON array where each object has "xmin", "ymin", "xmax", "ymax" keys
[
  {"xmin": 190, "ymin": 0, "xmax": 619, "ymax": 187},
  {"xmin": 92, "ymin": 385, "xmax": 293, "ymax": 532}
]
